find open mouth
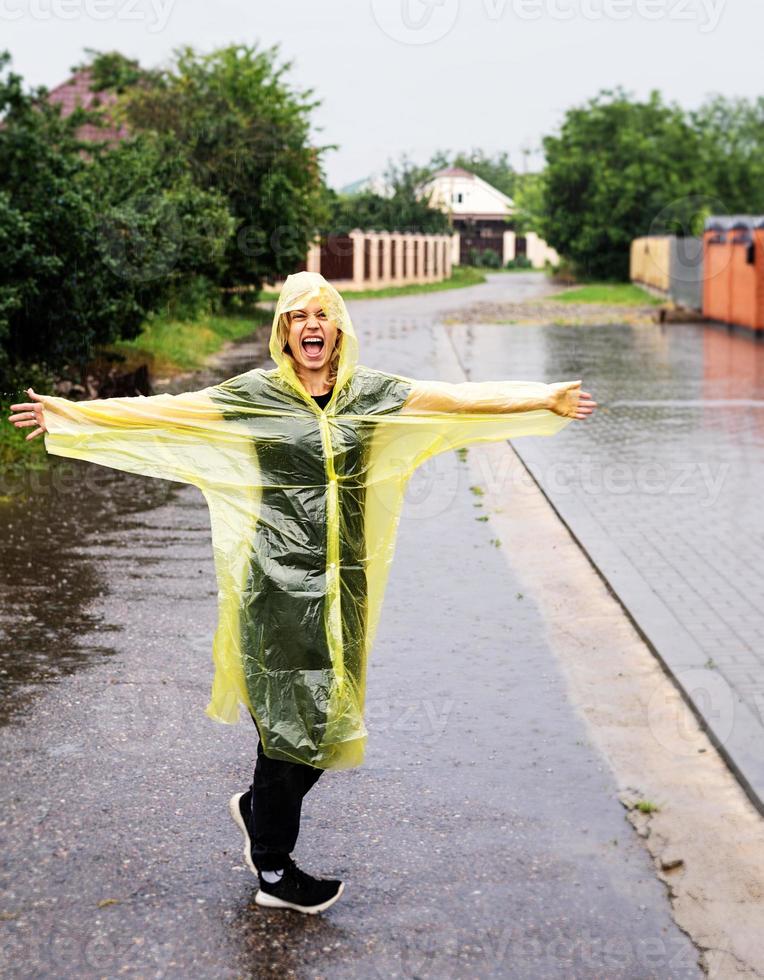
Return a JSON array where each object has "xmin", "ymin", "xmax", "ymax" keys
[{"xmin": 301, "ymin": 335, "xmax": 325, "ymax": 359}]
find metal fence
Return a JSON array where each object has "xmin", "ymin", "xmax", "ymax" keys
[
  {"xmin": 630, "ymin": 235, "xmax": 703, "ymax": 311},
  {"xmin": 267, "ymin": 229, "xmax": 454, "ymax": 292}
]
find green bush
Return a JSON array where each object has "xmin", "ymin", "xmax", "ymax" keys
[
  {"xmin": 162, "ymin": 275, "xmax": 223, "ymax": 321},
  {"xmin": 324, "ymin": 154, "xmax": 451, "ymax": 236},
  {"xmin": 480, "ymin": 248, "xmax": 502, "ymax": 268},
  {"xmin": 466, "ymin": 247, "xmax": 502, "ymax": 269},
  {"xmin": 547, "ymin": 258, "xmax": 579, "ymax": 285}
]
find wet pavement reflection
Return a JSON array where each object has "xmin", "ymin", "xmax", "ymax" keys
[
  {"xmin": 0, "ymin": 464, "xmax": 180, "ymax": 726},
  {"xmin": 447, "ymin": 309, "xmax": 764, "ymax": 809}
]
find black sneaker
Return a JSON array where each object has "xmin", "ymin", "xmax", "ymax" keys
[
  {"xmin": 255, "ymin": 856, "xmax": 344, "ymax": 914},
  {"xmin": 228, "ymin": 791, "xmax": 258, "ymax": 877}
]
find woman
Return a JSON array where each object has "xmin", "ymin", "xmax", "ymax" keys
[{"xmin": 8, "ymin": 271, "xmax": 596, "ymax": 915}]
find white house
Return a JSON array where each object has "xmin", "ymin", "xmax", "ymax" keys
[
  {"xmin": 338, "ymin": 166, "xmax": 560, "ymax": 269},
  {"xmin": 420, "ymin": 167, "xmax": 560, "ymax": 269},
  {"xmin": 422, "ymin": 166, "xmax": 515, "ymax": 220}
]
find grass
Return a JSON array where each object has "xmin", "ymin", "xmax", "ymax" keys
[
  {"xmin": 635, "ymin": 799, "xmax": 660, "ymax": 814},
  {"xmin": 550, "ymin": 283, "xmax": 663, "ymax": 307},
  {"xmin": 107, "ymin": 305, "xmax": 273, "ymax": 376},
  {"xmin": 257, "ymin": 264, "xmax": 486, "ymax": 302},
  {"xmin": 0, "ymin": 418, "xmax": 49, "ymax": 490}
]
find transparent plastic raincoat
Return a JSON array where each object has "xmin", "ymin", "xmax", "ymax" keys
[{"xmin": 39, "ymin": 271, "xmax": 581, "ymax": 769}]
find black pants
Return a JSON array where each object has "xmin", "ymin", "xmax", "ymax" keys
[{"xmin": 248, "ymin": 712, "xmax": 325, "ymax": 871}]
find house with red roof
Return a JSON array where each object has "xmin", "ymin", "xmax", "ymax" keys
[{"xmin": 46, "ymin": 68, "xmax": 129, "ymax": 145}]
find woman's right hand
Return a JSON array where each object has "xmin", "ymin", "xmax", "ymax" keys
[{"xmin": 8, "ymin": 388, "xmax": 48, "ymax": 440}]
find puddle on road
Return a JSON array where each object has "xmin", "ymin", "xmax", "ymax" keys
[
  {"xmin": 0, "ymin": 460, "xmax": 191, "ymax": 727},
  {"xmin": 0, "ymin": 328, "xmax": 269, "ymax": 727}
]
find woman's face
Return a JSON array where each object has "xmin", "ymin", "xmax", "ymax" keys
[{"xmin": 286, "ymin": 297, "xmax": 339, "ymax": 375}]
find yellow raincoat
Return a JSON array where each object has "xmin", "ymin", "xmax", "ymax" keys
[{"xmin": 39, "ymin": 271, "xmax": 581, "ymax": 769}]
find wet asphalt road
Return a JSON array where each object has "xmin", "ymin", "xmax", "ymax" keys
[{"xmin": 0, "ymin": 275, "xmax": 703, "ymax": 978}]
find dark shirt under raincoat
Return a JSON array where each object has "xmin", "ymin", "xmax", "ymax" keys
[{"xmin": 39, "ymin": 272, "xmax": 582, "ymax": 769}]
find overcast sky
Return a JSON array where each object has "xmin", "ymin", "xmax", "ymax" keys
[{"xmin": 3, "ymin": 0, "xmax": 761, "ymax": 189}]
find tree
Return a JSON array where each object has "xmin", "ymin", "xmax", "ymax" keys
[
  {"xmin": 690, "ymin": 95, "xmax": 764, "ymax": 216},
  {"xmin": 82, "ymin": 132, "xmax": 235, "ymax": 317},
  {"xmin": 0, "ymin": 52, "xmax": 233, "ymax": 389},
  {"xmin": 324, "ymin": 153, "xmax": 450, "ymax": 234},
  {"xmin": 113, "ymin": 44, "xmax": 333, "ymax": 290},
  {"xmin": 0, "ymin": 53, "xmax": 136, "ymax": 387},
  {"xmin": 540, "ymin": 88, "xmax": 706, "ymax": 280},
  {"xmin": 511, "ymin": 172, "xmax": 545, "ymax": 236},
  {"xmin": 76, "ymin": 49, "xmax": 153, "ymax": 93}
]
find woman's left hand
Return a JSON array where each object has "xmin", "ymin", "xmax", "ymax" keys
[
  {"xmin": 549, "ymin": 380, "xmax": 598, "ymax": 419},
  {"xmin": 573, "ymin": 389, "xmax": 597, "ymax": 420}
]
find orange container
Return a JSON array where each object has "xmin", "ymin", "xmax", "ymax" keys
[
  {"xmin": 702, "ymin": 218, "xmax": 732, "ymax": 323},
  {"xmin": 703, "ymin": 216, "xmax": 764, "ymax": 331}
]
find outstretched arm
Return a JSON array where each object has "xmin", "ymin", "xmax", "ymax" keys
[
  {"xmin": 365, "ymin": 375, "xmax": 597, "ymax": 481},
  {"xmin": 9, "ymin": 385, "xmax": 247, "ymax": 487},
  {"xmin": 401, "ymin": 378, "xmax": 594, "ymax": 420}
]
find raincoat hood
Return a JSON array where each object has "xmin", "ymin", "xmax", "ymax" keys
[{"xmin": 269, "ymin": 271, "xmax": 359, "ymax": 400}]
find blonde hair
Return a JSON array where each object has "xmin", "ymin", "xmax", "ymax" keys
[{"xmin": 276, "ymin": 311, "xmax": 343, "ymax": 388}]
